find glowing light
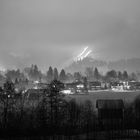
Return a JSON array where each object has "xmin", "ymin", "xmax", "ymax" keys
[
  {"xmin": 75, "ymin": 46, "xmax": 93, "ymax": 61},
  {"xmin": 77, "ymin": 46, "xmax": 88, "ymax": 59},
  {"xmin": 83, "ymin": 50, "xmax": 92, "ymax": 58}
]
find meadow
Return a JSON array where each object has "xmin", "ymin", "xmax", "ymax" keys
[{"xmin": 66, "ymin": 90, "xmax": 140, "ymax": 111}]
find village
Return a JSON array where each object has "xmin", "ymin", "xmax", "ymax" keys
[{"xmin": 30, "ymin": 79, "xmax": 140, "ymax": 95}]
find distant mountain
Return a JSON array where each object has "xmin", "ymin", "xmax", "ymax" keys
[
  {"xmin": 65, "ymin": 57, "xmax": 108, "ymax": 74},
  {"xmin": 65, "ymin": 57, "xmax": 140, "ymax": 74}
]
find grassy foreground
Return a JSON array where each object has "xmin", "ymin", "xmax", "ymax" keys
[{"xmin": 66, "ymin": 90, "xmax": 140, "ymax": 110}]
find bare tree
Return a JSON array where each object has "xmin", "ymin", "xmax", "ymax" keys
[{"xmin": 0, "ymin": 80, "xmax": 16, "ymax": 128}]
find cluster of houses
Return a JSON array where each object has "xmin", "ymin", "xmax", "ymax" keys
[
  {"xmin": 30, "ymin": 80, "xmax": 140, "ymax": 95},
  {"xmin": 61, "ymin": 80, "xmax": 140, "ymax": 94},
  {"xmin": 110, "ymin": 81, "xmax": 140, "ymax": 91}
]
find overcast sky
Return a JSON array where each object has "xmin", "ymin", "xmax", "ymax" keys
[{"xmin": 1, "ymin": 0, "xmax": 140, "ymax": 71}]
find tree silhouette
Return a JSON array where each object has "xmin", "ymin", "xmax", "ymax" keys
[
  {"xmin": 106, "ymin": 70, "xmax": 117, "ymax": 82},
  {"xmin": 118, "ymin": 71, "xmax": 123, "ymax": 81},
  {"xmin": 0, "ymin": 80, "xmax": 16, "ymax": 128},
  {"xmin": 5, "ymin": 69, "xmax": 23, "ymax": 82},
  {"xmin": 53, "ymin": 67, "xmax": 59, "ymax": 80},
  {"xmin": 28, "ymin": 64, "xmax": 41, "ymax": 81},
  {"xmin": 74, "ymin": 72, "xmax": 82, "ymax": 81},
  {"xmin": 85, "ymin": 67, "xmax": 94, "ymax": 81},
  {"xmin": 45, "ymin": 80, "xmax": 65, "ymax": 131},
  {"xmin": 94, "ymin": 67, "xmax": 100, "ymax": 81},
  {"xmin": 66, "ymin": 73, "xmax": 74, "ymax": 82},
  {"xmin": 123, "ymin": 70, "xmax": 128, "ymax": 81},
  {"xmin": 47, "ymin": 66, "xmax": 53, "ymax": 83},
  {"xmin": 129, "ymin": 72, "xmax": 137, "ymax": 81},
  {"xmin": 59, "ymin": 69, "xmax": 66, "ymax": 82}
]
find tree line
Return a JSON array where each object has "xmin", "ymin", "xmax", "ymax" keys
[{"xmin": 0, "ymin": 65, "xmax": 138, "ymax": 85}]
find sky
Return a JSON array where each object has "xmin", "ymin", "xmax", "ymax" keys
[{"xmin": 1, "ymin": 0, "xmax": 140, "ymax": 71}]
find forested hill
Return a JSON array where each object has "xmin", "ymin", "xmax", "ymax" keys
[{"xmin": 65, "ymin": 57, "xmax": 140, "ymax": 74}]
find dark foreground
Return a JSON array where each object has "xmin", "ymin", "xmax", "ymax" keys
[
  {"xmin": 0, "ymin": 130, "xmax": 140, "ymax": 140},
  {"xmin": 1, "ymin": 81, "xmax": 140, "ymax": 140}
]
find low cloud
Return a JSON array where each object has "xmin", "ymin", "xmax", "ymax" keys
[{"xmin": 9, "ymin": 52, "xmax": 30, "ymax": 59}]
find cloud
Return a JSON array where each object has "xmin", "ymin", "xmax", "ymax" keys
[
  {"xmin": 1, "ymin": 0, "xmax": 140, "ymax": 69},
  {"xmin": 9, "ymin": 52, "xmax": 30, "ymax": 59}
]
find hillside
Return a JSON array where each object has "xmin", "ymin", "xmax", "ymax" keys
[{"xmin": 65, "ymin": 57, "xmax": 140, "ymax": 74}]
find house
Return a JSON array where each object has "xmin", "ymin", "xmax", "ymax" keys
[
  {"xmin": 96, "ymin": 99, "xmax": 124, "ymax": 129},
  {"xmin": 88, "ymin": 81, "xmax": 101, "ymax": 90},
  {"xmin": 128, "ymin": 81, "xmax": 140, "ymax": 90},
  {"xmin": 75, "ymin": 81, "xmax": 85, "ymax": 93},
  {"xmin": 65, "ymin": 81, "xmax": 85, "ymax": 93},
  {"xmin": 110, "ymin": 82, "xmax": 125, "ymax": 91}
]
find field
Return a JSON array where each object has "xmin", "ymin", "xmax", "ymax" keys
[{"xmin": 66, "ymin": 90, "xmax": 140, "ymax": 111}]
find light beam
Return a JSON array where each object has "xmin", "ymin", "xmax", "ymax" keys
[
  {"xmin": 83, "ymin": 50, "xmax": 92, "ymax": 58},
  {"xmin": 77, "ymin": 46, "xmax": 88, "ymax": 59}
]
